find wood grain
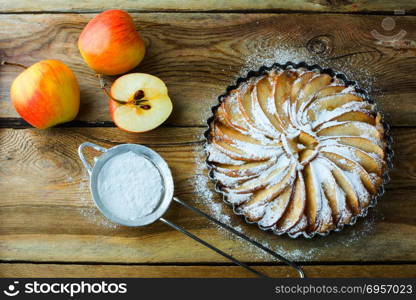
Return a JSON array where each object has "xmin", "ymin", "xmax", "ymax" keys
[
  {"xmin": 1, "ymin": 6, "xmax": 415, "ymax": 276},
  {"xmin": 0, "ymin": 127, "xmax": 414, "ymax": 264},
  {"xmin": 0, "ymin": 0, "xmax": 415, "ymax": 14},
  {"xmin": 1, "ymin": 13, "xmax": 415, "ymax": 126},
  {"xmin": 1, "ymin": 263, "xmax": 415, "ymax": 278}
]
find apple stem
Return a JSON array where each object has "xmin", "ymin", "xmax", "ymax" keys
[
  {"xmin": 1, "ymin": 60, "xmax": 28, "ymax": 69},
  {"xmin": 96, "ymin": 74, "xmax": 150, "ymax": 108},
  {"xmin": 96, "ymin": 74, "xmax": 126, "ymax": 105}
]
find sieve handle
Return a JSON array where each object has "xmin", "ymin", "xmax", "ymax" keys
[
  {"xmin": 78, "ymin": 142, "xmax": 107, "ymax": 175},
  {"xmin": 159, "ymin": 217, "xmax": 267, "ymax": 278},
  {"xmin": 172, "ymin": 197, "xmax": 305, "ymax": 278}
]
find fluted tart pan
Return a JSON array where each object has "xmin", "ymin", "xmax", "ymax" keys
[{"xmin": 204, "ymin": 62, "xmax": 393, "ymax": 238}]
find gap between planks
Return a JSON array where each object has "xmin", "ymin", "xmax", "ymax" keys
[
  {"xmin": 1, "ymin": 260, "xmax": 416, "ymax": 266},
  {"xmin": 0, "ymin": 10, "xmax": 415, "ymax": 16},
  {"xmin": 0, "ymin": 120, "xmax": 414, "ymax": 129},
  {"xmin": 1, "ymin": 263, "xmax": 415, "ymax": 278}
]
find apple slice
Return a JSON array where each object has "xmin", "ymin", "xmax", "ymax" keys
[
  {"xmin": 237, "ymin": 163, "xmax": 297, "ymax": 221},
  {"xmin": 306, "ymin": 93, "xmax": 364, "ymax": 122},
  {"xmin": 320, "ymin": 143, "xmax": 384, "ymax": 176},
  {"xmin": 211, "ymin": 135, "xmax": 278, "ymax": 162},
  {"xmin": 238, "ymin": 79, "xmax": 274, "ymax": 136},
  {"xmin": 320, "ymin": 156, "xmax": 361, "ymax": 214},
  {"xmin": 310, "ymin": 160, "xmax": 336, "ymax": 233},
  {"xmin": 315, "ymin": 85, "xmax": 346, "ymax": 98},
  {"xmin": 212, "ymin": 122, "xmax": 281, "ymax": 161},
  {"xmin": 298, "ymin": 85, "xmax": 349, "ymax": 120},
  {"xmin": 302, "ymin": 163, "xmax": 320, "ymax": 231},
  {"xmin": 211, "ymin": 137, "xmax": 256, "ymax": 161},
  {"xmin": 273, "ymin": 70, "xmax": 297, "ymax": 127},
  {"xmin": 214, "ymin": 104, "xmax": 229, "ymax": 126},
  {"xmin": 290, "ymin": 71, "xmax": 314, "ymax": 103},
  {"xmin": 253, "ymin": 78, "xmax": 284, "ymax": 135},
  {"xmin": 321, "ymin": 151, "xmax": 375, "ymax": 204},
  {"xmin": 213, "ymin": 160, "xmax": 274, "ymax": 178},
  {"xmin": 231, "ymin": 156, "xmax": 290, "ymax": 194},
  {"xmin": 214, "ymin": 121, "xmax": 280, "ymax": 147},
  {"xmin": 326, "ymin": 110, "xmax": 375, "ymax": 124},
  {"xmin": 109, "ymin": 73, "xmax": 172, "ymax": 132},
  {"xmin": 212, "ymin": 170, "xmax": 258, "ymax": 189},
  {"xmin": 317, "ymin": 121, "xmax": 383, "ymax": 144},
  {"xmin": 315, "ymin": 157, "xmax": 352, "ymax": 225},
  {"xmin": 321, "ymin": 136, "xmax": 385, "ymax": 159},
  {"xmin": 313, "ymin": 109, "xmax": 375, "ymax": 130},
  {"xmin": 303, "ymin": 161, "xmax": 335, "ymax": 233},
  {"xmin": 206, "ymin": 144, "xmax": 245, "ymax": 166},
  {"xmin": 258, "ymin": 186, "xmax": 293, "ymax": 228},
  {"xmin": 255, "ymin": 76, "xmax": 284, "ymax": 132},
  {"xmin": 274, "ymin": 171, "xmax": 306, "ymax": 232},
  {"xmin": 296, "ymin": 73, "xmax": 332, "ymax": 110},
  {"xmin": 288, "ymin": 214, "xmax": 308, "ymax": 235},
  {"xmin": 221, "ymin": 92, "xmax": 251, "ymax": 133}
]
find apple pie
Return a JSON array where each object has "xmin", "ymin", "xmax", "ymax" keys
[{"xmin": 206, "ymin": 65, "xmax": 390, "ymax": 237}]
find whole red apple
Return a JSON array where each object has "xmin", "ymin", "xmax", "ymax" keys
[
  {"xmin": 78, "ymin": 9, "xmax": 146, "ymax": 75},
  {"xmin": 10, "ymin": 60, "xmax": 80, "ymax": 129}
]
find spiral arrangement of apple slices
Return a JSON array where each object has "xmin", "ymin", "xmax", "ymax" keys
[{"xmin": 206, "ymin": 67, "xmax": 388, "ymax": 237}]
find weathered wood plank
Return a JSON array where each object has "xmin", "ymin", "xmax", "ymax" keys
[
  {"xmin": 0, "ymin": 127, "xmax": 414, "ymax": 263},
  {"xmin": 1, "ymin": 263, "xmax": 415, "ymax": 278},
  {"xmin": 0, "ymin": 0, "xmax": 415, "ymax": 14},
  {"xmin": 1, "ymin": 13, "xmax": 415, "ymax": 126}
]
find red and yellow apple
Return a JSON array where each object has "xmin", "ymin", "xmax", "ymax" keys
[
  {"xmin": 10, "ymin": 59, "xmax": 80, "ymax": 129},
  {"xmin": 78, "ymin": 9, "xmax": 146, "ymax": 75},
  {"xmin": 109, "ymin": 73, "xmax": 172, "ymax": 132}
]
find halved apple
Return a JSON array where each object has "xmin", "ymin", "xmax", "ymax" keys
[{"xmin": 109, "ymin": 73, "xmax": 173, "ymax": 132}]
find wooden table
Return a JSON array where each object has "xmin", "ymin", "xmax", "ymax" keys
[{"xmin": 1, "ymin": 0, "xmax": 416, "ymax": 278}]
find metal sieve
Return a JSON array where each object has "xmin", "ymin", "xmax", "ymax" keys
[{"xmin": 78, "ymin": 142, "xmax": 305, "ymax": 278}]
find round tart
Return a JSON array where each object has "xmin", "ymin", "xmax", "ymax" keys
[{"xmin": 205, "ymin": 64, "xmax": 391, "ymax": 238}]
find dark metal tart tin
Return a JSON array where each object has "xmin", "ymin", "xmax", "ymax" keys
[{"xmin": 204, "ymin": 61, "xmax": 394, "ymax": 239}]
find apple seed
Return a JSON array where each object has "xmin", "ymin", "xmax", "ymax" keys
[{"xmin": 134, "ymin": 90, "xmax": 145, "ymax": 100}]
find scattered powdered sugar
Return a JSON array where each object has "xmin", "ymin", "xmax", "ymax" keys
[
  {"xmin": 65, "ymin": 175, "xmax": 74, "ymax": 183},
  {"xmin": 193, "ymin": 150, "xmax": 231, "ymax": 224},
  {"xmin": 237, "ymin": 42, "xmax": 377, "ymax": 95},
  {"xmin": 238, "ymin": 44, "xmax": 306, "ymax": 79},
  {"xmin": 78, "ymin": 169, "xmax": 119, "ymax": 229},
  {"xmin": 79, "ymin": 206, "xmax": 119, "ymax": 229},
  {"xmin": 339, "ymin": 211, "xmax": 378, "ymax": 246},
  {"xmin": 98, "ymin": 151, "xmax": 163, "ymax": 221}
]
